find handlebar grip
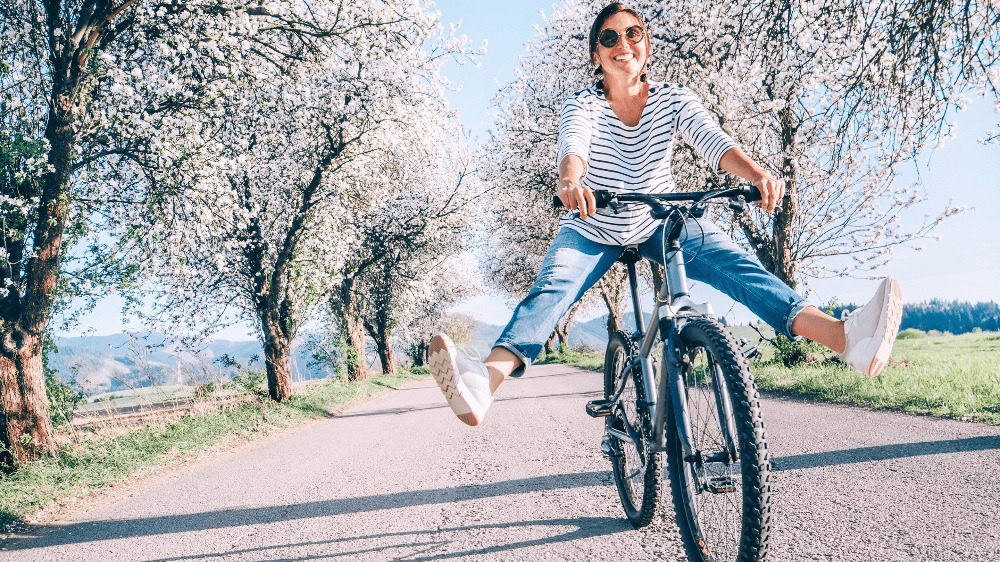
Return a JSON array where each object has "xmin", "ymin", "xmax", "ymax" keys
[
  {"xmin": 744, "ymin": 185, "xmax": 763, "ymax": 202},
  {"xmin": 552, "ymin": 190, "xmax": 616, "ymax": 209}
]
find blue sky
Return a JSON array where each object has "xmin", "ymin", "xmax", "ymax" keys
[{"xmin": 439, "ymin": 0, "xmax": 1000, "ymax": 325}]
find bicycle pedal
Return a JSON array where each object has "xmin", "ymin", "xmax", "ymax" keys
[
  {"xmin": 585, "ymin": 399, "xmax": 613, "ymax": 418},
  {"xmin": 705, "ymin": 476, "xmax": 735, "ymax": 494}
]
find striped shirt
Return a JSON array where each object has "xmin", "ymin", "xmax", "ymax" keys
[{"xmin": 557, "ymin": 81, "xmax": 738, "ymax": 245}]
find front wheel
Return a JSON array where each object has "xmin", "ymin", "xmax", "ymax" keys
[
  {"xmin": 604, "ymin": 331, "xmax": 661, "ymax": 528},
  {"xmin": 665, "ymin": 318, "xmax": 771, "ymax": 562}
]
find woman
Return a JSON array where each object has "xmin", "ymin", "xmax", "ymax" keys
[{"xmin": 429, "ymin": 2, "xmax": 901, "ymax": 427}]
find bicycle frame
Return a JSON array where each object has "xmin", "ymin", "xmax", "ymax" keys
[
  {"xmin": 612, "ymin": 211, "xmax": 740, "ymax": 462},
  {"xmin": 586, "ymin": 185, "xmax": 768, "ymax": 552}
]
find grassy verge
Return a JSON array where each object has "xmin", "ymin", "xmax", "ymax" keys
[
  {"xmin": 532, "ymin": 332, "xmax": 1000, "ymax": 424},
  {"xmin": 535, "ymin": 348, "xmax": 605, "ymax": 371},
  {"xmin": 753, "ymin": 331, "xmax": 1000, "ymax": 424},
  {"xmin": 0, "ymin": 367, "xmax": 429, "ymax": 530}
]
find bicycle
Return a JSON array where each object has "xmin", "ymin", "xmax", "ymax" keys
[{"xmin": 554, "ymin": 185, "xmax": 772, "ymax": 562}]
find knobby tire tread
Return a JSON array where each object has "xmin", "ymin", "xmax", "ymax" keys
[
  {"xmin": 666, "ymin": 318, "xmax": 772, "ymax": 562},
  {"xmin": 604, "ymin": 331, "xmax": 662, "ymax": 528}
]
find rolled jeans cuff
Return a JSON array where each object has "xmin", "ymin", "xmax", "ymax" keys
[
  {"xmin": 783, "ymin": 299, "xmax": 811, "ymax": 341},
  {"xmin": 493, "ymin": 340, "xmax": 531, "ymax": 378}
]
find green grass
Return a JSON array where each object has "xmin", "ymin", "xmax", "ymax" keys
[
  {"xmin": 78, "ymin": 385, "xmax": 204, "ymax": 412},
  {"xmin": 0, "ymin": 368, "xmax": 429, "ymax": 529},
  {"xmin": 533, "ymin": 331, "xmax": 1000, "ymax": 425},
  {"xmin": 753, "ymin": 331, "xmax": 1000, "ymax": 424},
  {"xmin": 535, "ymin": 347, "xmax": 605, "ymax": 371}
]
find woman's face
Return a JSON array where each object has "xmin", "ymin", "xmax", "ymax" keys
[{"xmin": 594, "ymin": 12, "xmax": 648, "ymax": 81}]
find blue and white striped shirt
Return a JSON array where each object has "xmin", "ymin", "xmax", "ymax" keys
[{"xmin": 557, "ymin": 81, "xmax": 738, "ymax": 245}]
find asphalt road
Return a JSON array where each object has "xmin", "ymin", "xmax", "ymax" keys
[{"xmin": 4, "ymin": 364, "xmax": 999, "ymax": 561}]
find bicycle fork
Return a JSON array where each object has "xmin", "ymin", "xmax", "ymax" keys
[{"xmin": 652, "ymin": 325, "xmax": 740, "ymax": 465}]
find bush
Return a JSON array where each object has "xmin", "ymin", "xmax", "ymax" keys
[
  {"xmin": 764, "ymin": 334, "xmax": 829, "ymax": 368},
  {"xmin": 231, "ymin": 371, "xmax": 268, "ymax": 399},
  {"xmin": 194, "ymin": 382, "xmax": 218, "ymax": 398},
  {"xmin": 45, "ymin": 369, "xmax": 84, "ymax": 428},
  {"xmin": 43, "ymin": 337, "xmax": 84, "ymax": 427},
  {"xmin": 896, "ymin": 328, "xmax": 926, "ymax": 340}
]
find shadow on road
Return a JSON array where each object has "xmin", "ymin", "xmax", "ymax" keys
[
  {"xmin": 339, "ymin": 390, "xmax": 603, "ymax": 419},
  {"xmin": 136, "ymin": 517, "xmax": 633, "ymax": 561},
  {"xmin": 6, "ymin": 470, "xmax": 614, "ymax": 551},
  {"xmin": 771, "ymin": 435, "xmax": 1000, "ymax": 471}
]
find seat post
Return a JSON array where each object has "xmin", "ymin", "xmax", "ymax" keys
[{"xmin": 620, "ymin": 247, "xmax": 644, "ymax": 334}]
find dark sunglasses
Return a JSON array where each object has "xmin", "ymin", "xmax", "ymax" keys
[{"xmin": 598, "ymin": 25, "xmax": 644, "ymax": 48}]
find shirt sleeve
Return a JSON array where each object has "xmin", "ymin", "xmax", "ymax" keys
[
  {"xmin": 556, "ymin": 90, "xmax": 595, "ymax": 167},
  {"xmin": 675, "ymin": 87, "xmax": 738, "ymax": 175}
]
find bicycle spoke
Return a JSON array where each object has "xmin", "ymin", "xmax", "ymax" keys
[
  {"xmin": 604, "ymin": 331, "xmax": 662, "ymax": 528},
  {"xmin": 667, "ymin": 319, "xmax": 770, "ymax": 562}
]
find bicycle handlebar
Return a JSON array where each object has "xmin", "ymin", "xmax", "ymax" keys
[{"xmin": 551, "ymin": 185, "xmax": 763, "ymax": 210}]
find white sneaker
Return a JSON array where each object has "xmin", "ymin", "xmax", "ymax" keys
[
  {"xmin": 428, "ymin": 333, "xmax": 493, "ymax": 426},
  {"xmin": 840, "ymin": 278, "xmax": 903, "ymax": 377}
]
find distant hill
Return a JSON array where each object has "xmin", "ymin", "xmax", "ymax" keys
[
  {"xmin": 465, "ymin": 312, "xmax": 773, "ymax": 360},
  {"xmin": 53, "ymin": 313, "xmax": 774, "ymax": 396},
  {"xmin": 49, "ymin": 333, "xmax": 322, "ymax": 395}
]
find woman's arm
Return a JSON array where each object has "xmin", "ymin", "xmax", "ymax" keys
[
  {"xmin": 719, "ymin": 146, "xmax": 784, "ymax": 214},
  {"xmin": 557, "ymin": 154, "xmax": 597, "ymax": 220}
]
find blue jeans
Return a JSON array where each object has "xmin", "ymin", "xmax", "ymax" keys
[{"xmin": 494, "ymin": 219, "xmax": 808, "ymax": 372}]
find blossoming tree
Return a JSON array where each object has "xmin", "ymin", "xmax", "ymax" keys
[{"xmin": 108, "ymin": 0, "xmax": 472, "ymax": 397}]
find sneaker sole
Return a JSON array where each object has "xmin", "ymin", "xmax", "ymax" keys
[
  {"xmin": 428, "ymin": 334, "xmax": 483, "ymax": 426},
  {"xmin": 867, "ymin": 278, "xmax": 903, "ymax": 377}
]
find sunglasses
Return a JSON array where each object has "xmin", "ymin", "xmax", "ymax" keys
[{"xmin": 598, "ymin": 25, "xmax": 645, "ymax": 48}]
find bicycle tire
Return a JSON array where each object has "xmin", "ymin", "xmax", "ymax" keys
[
  {"xmin": 665, "ymin": 318, "xmax": 771, "ymax": 561},
  {"xmin": 604, "ymin": 330, "xmax": 662, "ymax": 528}
]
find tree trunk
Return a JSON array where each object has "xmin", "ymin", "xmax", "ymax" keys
[
  {"xmin": 599, "ymin": 268, "xmax": 627, "ymax": 340},
  {"xmin": 0, "ymin": 335, "xmax": 55, "ymax": 469},
  {"xmin": 544, "ymin": 331, "xmax": 557, "ymax": 354},
  {"xmin": 771, "ymin": 106, "xmax": 799, "ymax": 288},
  {"xmin": 260, "ymin": 312, "xmax": 294, "ymax": 401},
  {"xmin": 338, "ymin": 283, "xmax": 368, "ymax": 381},
  {"xmin": 375, "ymin": 337, "xmax": 395, "ymax": 376},
  {"xmin": 0, "ymin": 69, "xmax": 80, "ymax": 467},
  {"xmin": 364, "ymin": 308, "xmax": 397, "ymax": 376},
  {"xmin": 410, "ymin": 338, "xmax": 429, "ymax": 367},
  {"xmin": 556, "ymin": 302, "xmax": 580, "ymax": 351}
]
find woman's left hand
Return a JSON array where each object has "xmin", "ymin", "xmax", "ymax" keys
[{"xmin": 753, "ymin": 174, "xmax": 784, "ymax": 214}]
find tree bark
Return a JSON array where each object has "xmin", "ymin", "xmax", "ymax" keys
[
  {"xmin": 338, "ymin": 282, "xmax": 368, "ymax": 381},
  {"xmin": 0, "ymin": 335, "xmax": 55, "ymax": 469},
  {"xmin": 771, "ymin": 106, "xmax": 799, "ymax": 288},
  {"xmin": 260, "ymin": 311, "xmax": 294, "ymax": 401},
  {"xmin": 0, "ymin": 47, "xmax": 82, "ymax": 466},
  {"xmin": 600, "ymin": 277, "xmax": 625, "ymax": 340},
  {"xmin": 544, "ymin": 331, "xmax": 557, "ymax": 354},
  {"xmin": 374, "ymin": 336, "xmax": 395, "ymax": 376},
  {"xmin": 556, "ymin": 302, "xmax": 580, "ymax": 350}
]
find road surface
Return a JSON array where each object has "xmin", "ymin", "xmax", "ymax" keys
[{"xmin": 4, "ymin": 364, "xmax": 999, "ymax": 561}]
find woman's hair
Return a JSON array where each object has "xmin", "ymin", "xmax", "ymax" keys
[{"xmin": 588, "ymin": 2, "xmax": 650, "ymax": 89}]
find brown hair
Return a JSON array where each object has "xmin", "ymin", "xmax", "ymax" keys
[{"xmin": 589, "ymin": 3, "xmax": 650, "ymax": 89}]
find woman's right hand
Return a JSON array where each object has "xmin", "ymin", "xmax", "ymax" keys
[{"xmin": 557, "ymin": 180, "xmax": 597, "ymax": 220}]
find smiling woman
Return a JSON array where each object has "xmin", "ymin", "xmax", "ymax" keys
[{"xmin": 426, "ymin": 1, "xmax": 902, "ymax": 427}]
